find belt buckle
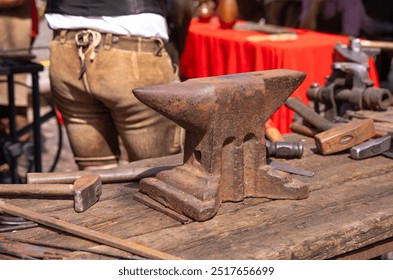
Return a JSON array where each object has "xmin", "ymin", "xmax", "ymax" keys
[{"xmin": 75, "ymin": 31, "xmax": 90, "ymax": 47}]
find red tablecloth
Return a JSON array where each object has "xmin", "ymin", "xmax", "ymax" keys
[{"xmin": 180, "ymin": 18, "xmax": 380, "ymax": 133}]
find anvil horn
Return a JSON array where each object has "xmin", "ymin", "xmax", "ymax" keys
[
  {"xmin": 133, "ymin": 70, "xmax": 305, "ymax": 132},
  {"xmin": 259, "ymin": 69, "xmax": 306, "ymax": 116},
  {"xmin": 133, "ymin": 82, "xmax": 215, "ymax": 132}
]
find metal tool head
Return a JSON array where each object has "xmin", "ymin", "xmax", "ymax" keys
[
  {"xmin": 350, "ymin": 135, "xmax": 392, "ymax": 160},
  {"xmin": 72, "ymin": 174, "xmax": 102, "ymax": 213},
  {"xmin": 266, "ymin": 140, "xmax": 304, "ymax": 159}
]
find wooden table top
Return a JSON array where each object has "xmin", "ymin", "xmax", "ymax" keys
[{"xmin": 1, "ymin": 134, "xmax": 393, "ymax": 260}]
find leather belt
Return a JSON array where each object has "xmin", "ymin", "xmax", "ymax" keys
[{"xmin": 53, "ymin": 29, "xmax": 164, "ymax": 53}]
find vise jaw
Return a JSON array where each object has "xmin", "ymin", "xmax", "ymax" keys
[{"xmin": 133, "ymin": 70, "xmax": 309, "ymax": 221}]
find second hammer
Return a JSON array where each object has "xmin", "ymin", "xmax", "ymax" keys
[{"xmin": 0, "ymin": 174, "xmax": 102, "ymax": 213}]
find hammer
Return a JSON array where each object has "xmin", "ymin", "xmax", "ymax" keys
[
  {"xmin": 264, "ymin": 119, "xmax": 304, "ymax": 159},
  {"xmin": 285, "ymin": 98, "xmax": 376, "ymax": 155},
  {"xmin": 0, "ymin": 174, "xmax": 101, "ymax": 213}
]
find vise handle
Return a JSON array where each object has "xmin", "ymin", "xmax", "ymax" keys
[{"xmin": 285, "ymin": 98, "xmax": 334, "ymax": 131}]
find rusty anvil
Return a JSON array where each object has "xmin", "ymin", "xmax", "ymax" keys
[{"xmin": 133, "ymin": 70, "xmax": 309, "ymax": 221}]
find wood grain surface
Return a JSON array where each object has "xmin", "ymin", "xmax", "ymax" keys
[{"xmin": 1, "ymin": 133, "xmax": 393, "ymax": 260}]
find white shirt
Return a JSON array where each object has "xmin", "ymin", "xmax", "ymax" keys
[{"xmin": 45, "ymin": 13, "xmax": 169, "ymax": 41}]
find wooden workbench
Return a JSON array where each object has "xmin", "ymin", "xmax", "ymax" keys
[{"xmin": 1, "ymin": 133, "xmax": 393, "ymax": 260}]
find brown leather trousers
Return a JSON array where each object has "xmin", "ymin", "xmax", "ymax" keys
[{"xmin": 49, "ymin": 29, "xmax": 183, "ymax": 169}]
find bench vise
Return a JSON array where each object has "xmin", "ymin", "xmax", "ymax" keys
[
  {"xmin": 132, "ymin": 70, "xmax": 309, "ymax": 221},
  {"xmin": 307, "ymin": 39, "xmax": 391, "ymax": 122},
  {"xmin": 307, "ymin": 62, "xmax": 392, "ymax": 122}
]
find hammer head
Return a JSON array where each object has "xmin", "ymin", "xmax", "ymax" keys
[
  {"xmin": 314, "ymin": 118, "xmax": 376, "ymax": 155},
  {"xmin": 73, "ymin": 174, "xmax": 102, "ymax": 213},
  {"xmin": 350, "ymin": 135, "xmax": 391, "ymax": 159}
]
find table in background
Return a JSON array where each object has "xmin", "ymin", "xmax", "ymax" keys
[{"xmin": 180, "ymin": 18, "xmax": 380, "ymax": 133}]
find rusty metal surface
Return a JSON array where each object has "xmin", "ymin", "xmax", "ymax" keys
[
  {"xmin": 133, "ymin": 70, "xmax": 309, "ymax": 221},
  {"xmin": 72, "ymin": 174, "xmax": 102, "ymax": 213},
  {"xmin": 285, "ymin": 97, "xmax": 334, "ymax": 131}
]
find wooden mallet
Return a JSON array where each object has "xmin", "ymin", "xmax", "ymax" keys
[{"xmin": 0, "ymin": 174, "xmax": 102, "ymax": 212}]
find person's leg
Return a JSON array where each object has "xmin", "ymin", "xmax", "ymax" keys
[
  {"xmin": 49, "ymin": 33, "xmax": 120, "ymax": 170},
  {"xmin": 87, "ymin": 36, "xmax": 182, "ymax": 161},
  {"xmin": 265, "ymin": 1, "xmax": 285, "ymax": 26},
  {"xmin": 284, "ymin": 1, "xmax": 302, "ymax": 27}
]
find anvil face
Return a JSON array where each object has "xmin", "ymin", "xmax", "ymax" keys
[{"xmin": 133, "ymin": 70, "xmax": 309, "ymax": 221}]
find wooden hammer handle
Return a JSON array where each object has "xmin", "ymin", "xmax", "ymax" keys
[
  {"xmin": 361, "ymin": 39, "xmax": 393, "ymax": 51},
  {"xmin": 265, "ymin": 119, "xmax": 285, "ymax": 142},
  {"xmin": 0, "ymin": 184, "xmax": 74, "ymax": 196}
]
